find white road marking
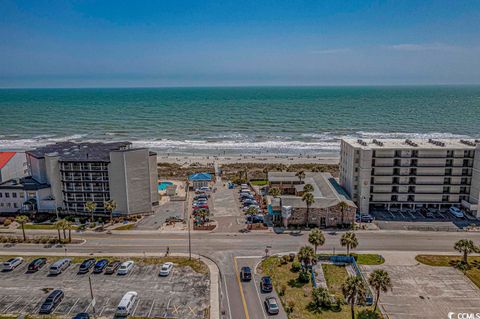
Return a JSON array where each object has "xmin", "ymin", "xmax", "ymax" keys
[
  {"xmin": 52, "ymin": 297, "xmax": 66, "ymax": 314},
  {"xmin": 253, "ymin": 274, "xmax": 268, "ymax": 319},
  {"xmin": 223, "ymin": 274, "xmax": 233, "ymax": 319},
  {"xmin": 4, "ymin": 296, "xmax": 22, "ymax": 313},
  {"xmin": 131, "ymin": 298, "xmax": 140, "ymax": 316},
  {"xmin": 99, "ymin": 297, "xmax": 110, "ymax": 316},
  {"xmin": 147, "ymin": 298, "xmax": 156, "ymax": 317},
  {"xmin": 66, "ymin": 298, "xmax": 80, "ymax": 315},
  {"xmin": 163, "ymin": 298, "xmax": 171, "ymax": 317}
]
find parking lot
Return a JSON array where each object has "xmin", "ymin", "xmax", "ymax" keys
[
  {"xmin": 0, "ymin": 258, "xmax": 209, "ymax": 318},
  {"xmin": 370, "ymin": 209, "xmax": 480, "ymax": 231},
  {"xmin": 362, "ymin": 263, "xmax": 480, "ymax": 319}
]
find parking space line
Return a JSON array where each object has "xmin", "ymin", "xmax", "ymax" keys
[
  {"xmin": 99, "ymin": 297, "xmax": 110, "ymax": 316},
  {"xmin": 19, "ymin": 297, "xmax": 36, "ymax": 314},
  {"xmin": 84, "ymin": 299, "xmax": 93, "ymax": 312},
  {"xmin": 4, "ymin": 296, "xmax": 22, "ymax": 313},
  {"xmin": 52, "ymin": 297, "xmax": 66, "ymax": 314},
  {"xmin": 66, "ymin": 298, "xmax": 80, "ymax": 315},
  {"xmin": 163, "ymin": 298, "xmax": 171, "ymax": 317},
  {"xmin": 147, "ymin": 298, "xmax": 155, "ymax": 317},
  {"xmin": 126, "ymin": 267, "xmax": 136, "ymax": 278},
  {"xmin": 131, "ymin": 298, "xmax": 140, "ymax": 316}
]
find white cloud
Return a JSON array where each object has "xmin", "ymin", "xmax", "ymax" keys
[{"xmin": 385, "ymin": 43, "xmax": 462, "ymax": 52}]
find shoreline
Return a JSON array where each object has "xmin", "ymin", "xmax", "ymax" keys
[{"xmin": 156, "ymin": 154, "xmax": 340, "ymax": 165}]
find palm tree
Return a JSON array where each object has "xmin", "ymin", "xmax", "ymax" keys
[
  {"xmin": 262, "ymin": 167, "xmax": 269, "ymax": 181},
  {"xmin": 64, "ymin": 220, "xmax": 73, "ymax": 243},
  {"xmin": 339, "ymin": 201, "xmax": 349, "ymax": 227},
  {"xmin": 245, "ymin": 206, "xmax": 258, "ymax": 218},
  {"xmin": 454, "ymin": 239, "xmax": 477, "ymax": 265},
  {"xmin": 303, "ymin": 183, "xmax": 314, "ymax": 193},
  {"xmin": 342, "ymin": 275, "xmax": 367, "ymax": 319},
  {"xmin": 197, "ymin": 208, "xmax": 209, "ymax": 225},
  {"xmin": 295, "ymin": 170, "xmax": 306, "ymax": 183},
  {"xmin": 54, "ymin": 220, "xmax": 63, "ymax": 243},
  {"xmin": 297, "ymin": 245, "xmax": 316, "ymax": 268},
  {"xmin": 15, "ymin": 215, "xmax": 29, "ymax": 241},
  {"xmin": 308, "ymin": 228, "xmax": 325, "ymax": 254},
  {"xmin": 268, "ymin": 187, "xmax": 281, "ymax": 198},
  {"xmin": 368, "ymin": 269, "xmax": 392, "ymax": 312},
  {"xmin": 341, "ymin": 232, "xmax": 359, "ymax": 255},
  {"xmin": 104, "ymin": 199, "xmax": 117, "ymax": 224},
  {"xmin": 84, "ymin": 201, "xmax": 97, "ymax": 223},
  {"xmin": 302, "ymin": 192, "xmax": 315, "ymax": 227},
  {"xmin": 61, "ymin": 219, "xmax": 67, "ymax": 239}
]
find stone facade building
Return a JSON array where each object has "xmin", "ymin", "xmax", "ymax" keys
[{"xmin": 268, "ymin": 171, "xmax": 356, "ymax": 228}]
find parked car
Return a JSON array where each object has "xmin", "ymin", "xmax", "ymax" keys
[
  {"xmin": 115, "ymin": 291, "xmax": 138, "ymax": 317},
  {"xmin": 199, "ymin": 186, "xmax": 210, "ymax": 192},
  {"xmin": 159, "ymin": 262, "xmax": 174, "ymax": 276},
  {"xmin": 264, "ymin": 297, "xmax": 280, "ymax": 315},
  {"xmin": 78, "ymin": 258, "xmax": 96, "ymax": 274},
  {"xmin": 39, "ymin": 289, "xmax": 64, "ymax": 314},
  {"xmin": 28, "ymin": 258, "xmax": 47, "ymax": 272},
  {"xmin": 93, "ymin": 259, "xmax": 109, "ymax": 273},
  {"xmin": 360, "ymin": 214, "xmax": 374, "ymax": 223},
  {"xmin": 449, "ymin": 207, "xmax": 464, "ymax": 218},
  {"xmin": 193, "ymin": 204, "xmax": 209, "ymax": 210},
  {"xmin": 194, "ymin": 194, "xmax": 208, "ymax": 200},
  {"xmin": 117, "ymin": 261, "xmax": 134, "ymax": 275},
  {"xmin": 260, "ymin": 276, "xmax": 273, "ymax": 293},
  {"xmin": 240, "ymin": 266, "xmax": 251, "ymax": 281},
  {"xmin": 49, "ymin": 258, "xmax": 71, "ymax": 275},
  {"xmin": 105, "ymin": 260, "xmax": 121, "ymax": 274},
  {"xmin": 246, "ymin": 215, "xmax": 264, "ymax": 224},
  {"xmin": 72, "ymin": 313, "xmax": 90, "ymax": 319},
  {"xmin": 2, "ymin": 257, "xmax": 24, "ymax": 271}
]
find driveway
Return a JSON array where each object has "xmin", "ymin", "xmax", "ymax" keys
[{"xmin": 362, "ymin": 263, "xmax": 480, "ymax": 319}]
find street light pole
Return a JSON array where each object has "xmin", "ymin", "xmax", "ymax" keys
[
  {"xmin": 88, "ymin": 275, "xmax": 96, "ymax": 317},
  {"xmin": 186, "ymin": 180, "xmax": 192, "ymax": 260}
]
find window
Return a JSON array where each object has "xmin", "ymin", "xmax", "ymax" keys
[
  {"xmin": 0, "ymin": 203, "xmax": 3, "ymax": 207},
  {"xmin": 5, "ymin": 192, "xmax": 9, "ymax": 198},
  {"xmin": 7, "ymin": 203, "xmax": 11, "ymax": 208},
  {"xmin": 0, "ymin": 193, "xmax": 2, "ymax": 198},
  {"xmin": 13, "ymin": 203, "xmax": 17, "ymax": 208},
  {"xmin": 12, "ymin": 193, "xmax": 17, "ymax": 198}
]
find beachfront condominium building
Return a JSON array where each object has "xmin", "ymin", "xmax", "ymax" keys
[
  {"xmin": 0, "ymin": 152, "xmax": 28, "ymax": 183},
  {"xmin": 21, "ymin": 141, "xmax": 159, "ymax": 216},
  {"xmin": 340, "ymin": 138, "xmax": 480, "ymax": 217}
]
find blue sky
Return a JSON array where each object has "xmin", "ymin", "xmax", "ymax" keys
[{"xmin": 1, "ymin": 0, "xmax": 479, "ymax": 87}]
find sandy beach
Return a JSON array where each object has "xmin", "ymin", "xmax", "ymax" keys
[{"xmin": 156, "ymin": 154, "xmax": 340, "ymax": 166}]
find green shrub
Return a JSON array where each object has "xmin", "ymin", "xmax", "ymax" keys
[
  {"xmin": 3, "ymin": 219, "xmax": 12, "ymax": 227},
  {"xmin": 298, "ymin": 270, "xmax": 310, "ymax": 283},
  {"xmin": 291, "ymin": 261, "xmax": 302, "ymax": 272}
]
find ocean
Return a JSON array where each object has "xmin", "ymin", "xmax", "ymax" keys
[{"xmin": 0, "ymin": 86, "xmax": 479, "ymax": 156}]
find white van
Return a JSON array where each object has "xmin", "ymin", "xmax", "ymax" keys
[
  {"xmin": 116, "ymin": 291, "xmax": 138, "ymax": 317},
  {"xmin": 49, "ymin": 258, "xmax": 71, "ymax": 275}
]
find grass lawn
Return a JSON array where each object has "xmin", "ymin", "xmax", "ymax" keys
[
  {"xmin": 352, "ymin": 254, "xmax": 385, "ymax": 265},
  {"xmin": 0, "ymin": 255, "xmax": 208, "ymax": 275},
  {"xmin": 113, "ymin": 223, "xmax": 136, "ymax": 230},
  {"xmin": 416, "ymin": 254, "xmax": 480, "ymax": 289},
  {"xmin": 259, "ymin": 256, "xmax": 380, "ymax": 319},
  {"xmin": 250, "ymin": 180, "xmax": 269, "ymax": 186}
]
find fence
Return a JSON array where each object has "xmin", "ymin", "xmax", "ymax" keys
[{"xmin": 321, "ymin": 255, "xmax": 374, "ymax": 306}]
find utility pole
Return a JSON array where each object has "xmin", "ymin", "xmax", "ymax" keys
[
  {"xmin": 88, "ymin": 276, "xmax": 96, "ymax": 317},
  {"xmin": 186, "ymin": 180, "xmax": 192, "ymax": 260}
]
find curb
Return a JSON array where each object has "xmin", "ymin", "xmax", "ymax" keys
[{"xmin": 0, "ymin": 251, "xmax": 220, "ymax": 319}]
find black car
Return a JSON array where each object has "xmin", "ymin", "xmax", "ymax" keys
[
  {"xmin": 78, "ymin": 258, "xmax": 96, "ymax": 274},
  {"xmin": 360, "ymin": 214, "xmax": 374, "ymax": 223},
  {"xmin": 28, "ymin": 258, "xmax": 47, "ymax": 272},
  {"xmin": 73, "ymin": 313, "xmax": 90, "ymax": 319},
  {"xmin": 105, "ymin": 260, "xmax": 121, "ymax": 274},
  {"xmin": 39, "ymin": 289, "xmax": 64, "ymax": 314},
  {"xmin": 240, "ymin": 266, "xmax": 252, "ymax": 281},
  {"xmin": 260, "ymin": 276, "xmax": 273, "ymax": 293}
]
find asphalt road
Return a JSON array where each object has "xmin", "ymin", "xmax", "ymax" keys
[{"xmin": 1, "ymin": 229, "xmax": 479, "ymax": 319}]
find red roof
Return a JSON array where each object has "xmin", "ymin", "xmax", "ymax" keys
[{"xmin": 0, "ymin": 152, "xmax": 16, "ymax": 169}]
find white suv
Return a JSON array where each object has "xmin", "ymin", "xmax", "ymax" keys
[{"xmin": 2, "ymin": 257, "xmax": 24, "ymax": 271}]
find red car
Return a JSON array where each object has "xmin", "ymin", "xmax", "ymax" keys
[{"xmin": 193, "ymin": 204, "xmax": 209, "ymax": 210}]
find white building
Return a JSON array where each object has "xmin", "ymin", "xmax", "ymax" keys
[
  {"xmin": 340, "ymin": 138, "xmax": 480, "ymax": 217},
  {"xmin": 0, "ymin": 152, "xmax": 28, "ymax": 183}
]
